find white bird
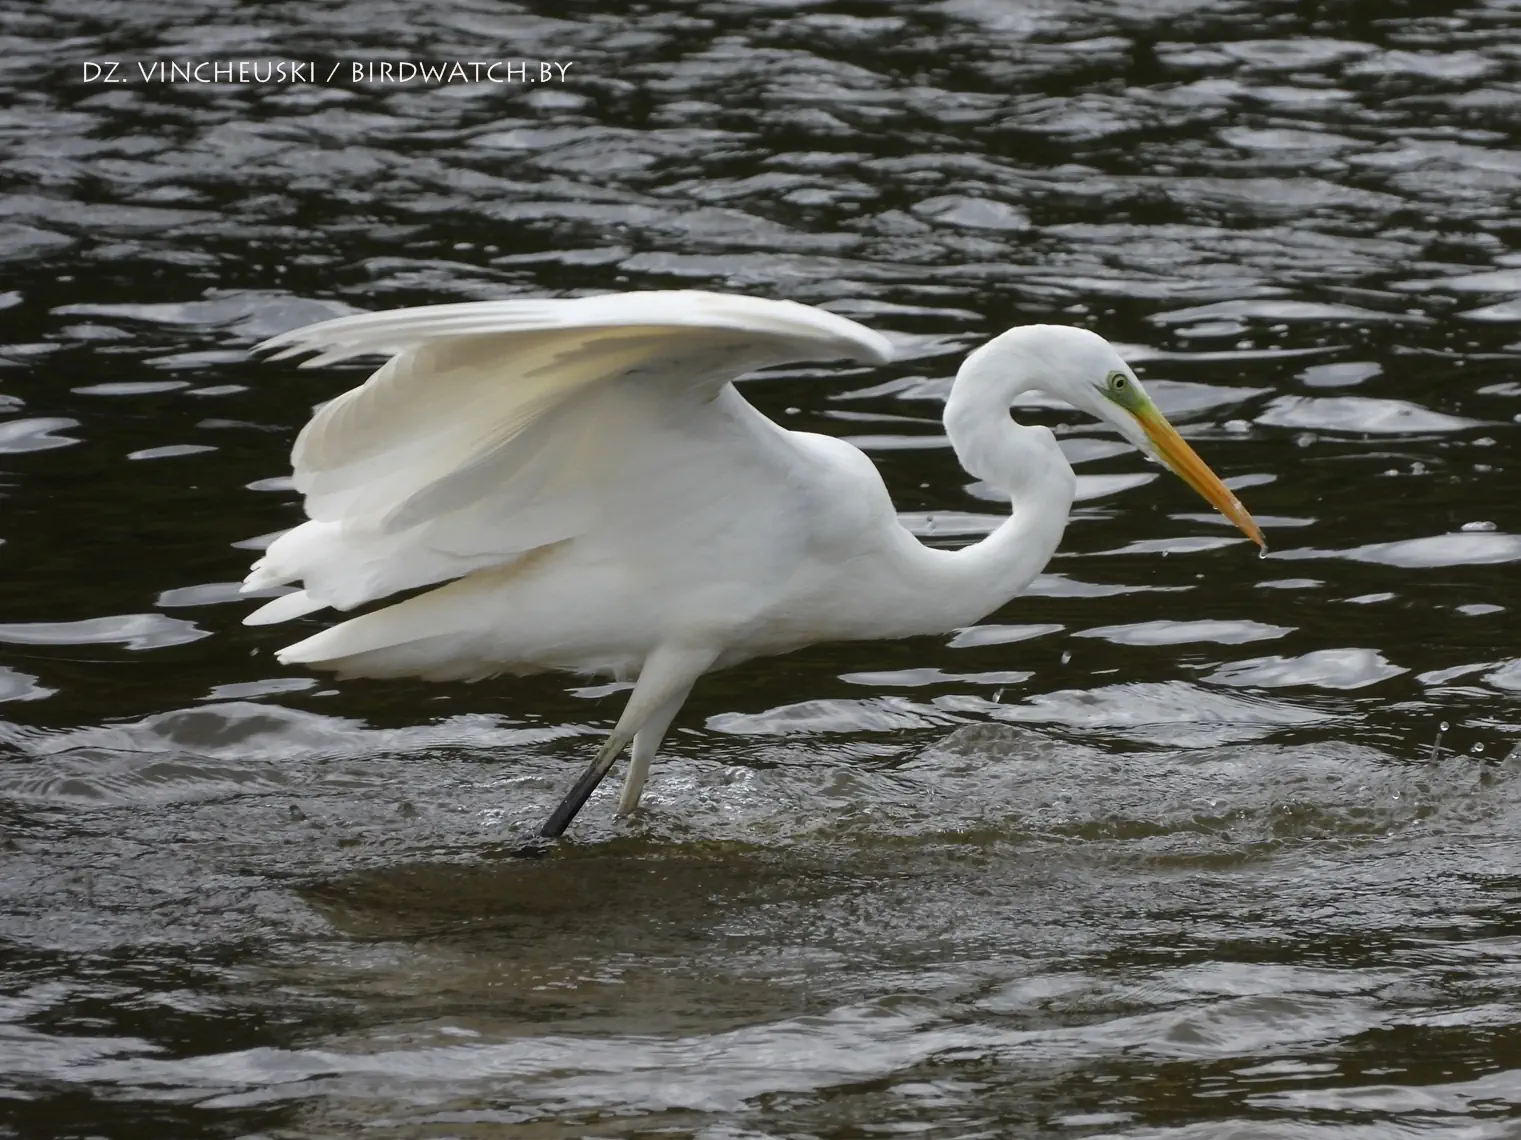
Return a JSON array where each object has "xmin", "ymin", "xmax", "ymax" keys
[{"xmin": 242, "ymin": 290, "xmax": 1264, "ymax": 837}]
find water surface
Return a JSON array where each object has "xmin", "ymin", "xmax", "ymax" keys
[{"xmin": 3, "ymin": 0, "xmax": 1521, "ymax": 1136}]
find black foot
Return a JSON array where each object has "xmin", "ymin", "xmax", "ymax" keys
[{"xmin": 539, "ymin": 742, "xmax": 621, "ymax": 837}]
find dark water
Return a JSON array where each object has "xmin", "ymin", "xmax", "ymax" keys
[{"xmin": 3, "ymin": 0, "xmax": 1521, "ymax": 1136}]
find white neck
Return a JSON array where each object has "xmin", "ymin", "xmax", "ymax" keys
[{"xmin": 888, "ymin": 336, "xmax": 1077, "ymax": 633}]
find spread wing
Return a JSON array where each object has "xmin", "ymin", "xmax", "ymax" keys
[{"xmin": 241, "ymin": 290, "xmax": 894, "ymax": 625}]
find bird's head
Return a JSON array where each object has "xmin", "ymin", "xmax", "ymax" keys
[{"xmin": 974, "ymin": 325, "xmax": 1266, "ymax": 552}]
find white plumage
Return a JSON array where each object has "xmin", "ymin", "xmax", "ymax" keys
[{"xmin": 243, "ymin": 289, "xmax": 1262, "ymax": 836}]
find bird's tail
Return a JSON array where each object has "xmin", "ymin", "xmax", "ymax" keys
[{"xmin": 275, "ymin": 578, "xmax": 503, "ymax": 681}]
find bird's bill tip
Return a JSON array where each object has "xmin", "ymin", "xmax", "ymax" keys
[{"xmin": 1136, "ymin": 406, "xmax": 1266, "ymax": 552}]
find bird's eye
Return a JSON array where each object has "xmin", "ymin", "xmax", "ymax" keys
[{"xmin": 1107, "ymin": 371, "xmax": 1128, "ymax": 391}]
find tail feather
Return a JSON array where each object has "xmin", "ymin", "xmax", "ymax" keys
[
  {"xmin": 274, "ymin": 570, "xmax": 521, "ymax": 681},
  {"xmin": 243, "ymin": 589, "xmax": 326, "ymax": 626}
]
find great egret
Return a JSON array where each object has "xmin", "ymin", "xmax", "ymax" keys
[{"xmin": 243, "ymin": 290, "xmax": 1264, "ymax": 837}]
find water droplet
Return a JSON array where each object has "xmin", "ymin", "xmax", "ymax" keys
[
  {"xmin": 1471, "ymin": 742, "xmax": 1485, "ymax": 755},
  {"xmin": 1461, "ymin": 520, "xmax": 1497, "ymax": 532},
  {"xmin": 1061, "ymin": 650, "xmax": 1071, "ymax": 665},
  {"xmin": 1440, "ymin": 721, "xmax": 1450, "ymax": 732}
]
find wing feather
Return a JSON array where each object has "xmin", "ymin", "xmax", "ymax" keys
[{"xmin": 242, "ymin": 290, "xmax": 894, "ymax": 624}]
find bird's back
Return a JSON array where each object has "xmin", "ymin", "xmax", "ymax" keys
[
  {"xmin": 274, "ymin": 381, "xmax": 901, "ymax": 680},
  {"xmin": 244, "ymin": 291, "xmax": 901, "ymax": 681}
]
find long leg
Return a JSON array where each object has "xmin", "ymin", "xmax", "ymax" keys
[
  {"xmin": 539, "ymin": 643, "xmax": 713, "ymax": 838},
  {"xmin": 616, "ymin": 684, "xmax": 692, "ymax": 816}
]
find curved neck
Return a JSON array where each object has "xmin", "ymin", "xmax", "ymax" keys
[{"xmin": 906, "ymin": 340, "xmax": 1077, "ymax": 629}]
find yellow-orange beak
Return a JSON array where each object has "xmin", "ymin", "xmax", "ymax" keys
[{"xmin": 1136, "ymin": 405, "xmax": 1266, "ymax": 552}]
